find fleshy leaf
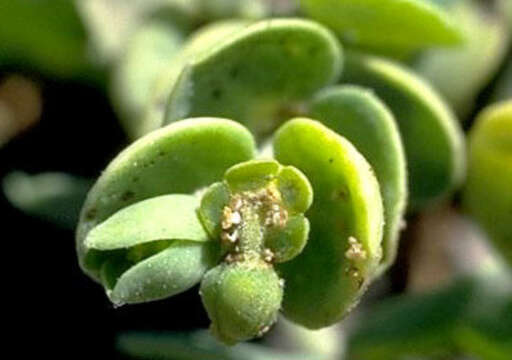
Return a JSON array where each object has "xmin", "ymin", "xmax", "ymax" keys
[
  {"xmin": 265, "ymin": 215, "xmax": 310, "ymax": 263},
  {"xmin": 309, "ymin": 85, "xmax": 407, "ymax": 274},
  {"xmin": 342, "ymin": 52, "xmax": 465, "ymax": 210},
  {"xmin": 273, "ymin": 118, "xmax": 384, "ymax": 329},
  {"xmin": 224, "ymin": 159, "xmax": 280, "ymax": 192},
  {"xmin": 164, "ymin": 18, "xmax": 342, "ymax": 139},
  {"xmin": 276, "ymin": 166, "xmax": 314, "ymax": 214},
  {"xmin": 110, "ymin": 241, "xmax": 219, "ymax": 305},
  {"xmin": 77, "ymin": 118, "xmax": 256, "ymax": 281},
  {"xmin": 142, "ymin": 20, "xmax": 252, "ymax": 136},
  {"xmin": 86, "ymin": 195, "xmax": 209, "ymax": 252},
  {"xmin": 414, "ymin": 0, "xmax": 510, "ymax": 119},
  {"xmin": 200, "ymin": 261, "xmax": 283, "ymax": 345},
  {"xmin": 463, "ymin": 101, "xmax": 512, "ymax": 266},
  {"xmin": 300, "ymin": 0, "xmax": 463, "ymax": 53},
  {"xmin": 197, "ymin": 182, "xmax": 231, "ymax": 238},
  {"xmin": 0, "ymin": 0, "xmax": 90, "ymax": 78}
]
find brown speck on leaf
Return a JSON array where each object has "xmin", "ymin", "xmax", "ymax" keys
[
  {"xmin": 121, "ymin": 191, "xmax": 135, "ymax": 201},
  {"xmin": 85, "ymin": 208, "xmax": 97, "ymax": 220}
]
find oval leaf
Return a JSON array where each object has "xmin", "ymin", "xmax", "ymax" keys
[
  {"xmin": 342, "ymin": 52, "xmax": 465, "ymax": 210},
  {"xmin": 77, "ymin": 118, "xmax": 256, "ymax": 281},
  {"xmin": 309, "ymin": 85, "xmax": 407, "ymax": 274},
  {"xmin": 143, "ymin": 20, "xmax": 251, "ymax": 137},
  {"xmin": 110, "ymin": 241, "xmax": 219, "ymax": 305},
  {"xmin": 86, "ymin": 194, "xmax": 209, "ymax": 252},
  {"xmin": 414, "ymin": 0, "xmax": 510, "ymax": 118},
  {"xmin": 273, "ymin": 118, "xmax": 384, "ymax": 329},
  {"xmin": 164, "ymin": 18, "xmax": 342, "ymax": 139},
  {"xmin": 463, "ymin": 101, "xmax": 512, "ymax": 266},
  {"xmin": 300, "ymin": 0, "xmax": 463, "ymax": 52}
]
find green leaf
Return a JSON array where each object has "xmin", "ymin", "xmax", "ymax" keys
[
  {"xmin": 111, "ymin": 19, "xmax": 187, "ymax": 138},
  {"xmin": 300, "ymin": 0, "xmax": 463, "ymax": 53},
  {"xmin": 200, "ymin": 261, "xmax": 284, "ymax": 345},
  {"xmin": 164, "ymin": 18, "xmax": 342, "ymax": 139},
  {"xmin": 3, "ymin": 172, "xmax": 91, "ymax": 229},
  {"xmin": 414, "ymin": 0, "xmax": 510, "ymax": 119},
  {"xmin": 265, "ymin": 215, "xmax": 310, "ymax": 263},
  {"xmin": 77, "ymin": 118, "xmax": 256, "ymax": 281},
  {"xmin": 142, "ymin": 19, "xmax": 252, "ymax": 137},
  {"xmin": 463, "ymin": 101, "xmax": 512, "ymax": 266},
  {"xmin": 0, "ymin": 0, "xmax": 90, "ymax": 78},
  {"xmin": 310, "ymin": 85, "xmax": 407, "ymax": 274},
  {"xmin": 273, "ymin": 118, "xmax": 384, "ymax": 329},
  {"xmin": 225, "ymin": 159, "xmax": 280, "ymax": 192},
  {"xmin": 347, "ymin": 279, "xmax": 476, "ymax": 360},
  {"xmin": 276, "ymin": 166, "xmax": 314, "ymax": 214},
  {"xmin": 109, "ymin": 240, "xmax": 219, "ymax": 305},
  {"xmin": 342, "ymin": 52, "xmax": 465, "ymax": 210},
  {"xmin": 197, "ymin": 182, "xmax": 232, "ymax": 239},
  {"xmin": 76, "ymin": 0, "xmax": 194, "ymax": 64},
  {"xmin": 117, "ymin": 331, "xmax": 326, "ymax": 360},
  {"xmin": 85, "ymin": 195, "xmax": 209, "ymax": 252}
]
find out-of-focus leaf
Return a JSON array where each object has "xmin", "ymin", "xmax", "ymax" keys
[
  {"xmin": 117, "ymin": 331, "xmax": 325, "ymax": 360},
  {"xmin": 348, "ymin": 279, "xmax": 476, "ymax": 360},
  {"xmin": 76, "ymin": 0, "xmax": 194, "ymax": 64},
  {"xmin": 349, "ymin": 266, "xmax": 512, "ymax": 360},
  {"xmin": 164, "ymin": 19, "xmax": 342, "ymax": 139},
  {"xmin": 142, "ymin": 20, "xmax": 251, "ymax": 138},
  {"xmin": 0, "ymin": 0, "xmax": 90, "ymax": 77},
  {"xmin": 415, "ymin": 0, "xmax": 510, "ymax": 119},
  {"xmin": 490, "ymin": 59, "xmax": 512, "ymax": 102},
  {"xmin": 77, "ymin": 118, "xmax": 256, "ymax": 281},
  {"xmin": 85, "ymin": 195, "xmax": 209, "ymax": 252},
  {"xmin": 463, "ymin": 101, "xmax": 512, "ymax": 266},
  {"xmin": 273, "ymin": 118, "xmax": 383, "ymax": 329},
  {"xmin": 3, "ymin": 172, "xmax": 91, "ymax": 229},
  {"xmin": 192, "ymin": 0, "xmax": 268, "ymax": 20},
  {"xmin": 111, "ymin": 19, "xmax": 187, "ymax": 138},
  {"xmin": 300, "ymin": 0, "xmax": 463, "ymax": 53},
  {"xmin": 342, "ymin": 52, "xmax": 465, "ymax": 210},
  {"xmin": 109, "ymin": 241, "xmax": 218, "ymax": 305},
  {"xmin": 310, "ymin": 85, "xmax": 407, "ymax": 275}
]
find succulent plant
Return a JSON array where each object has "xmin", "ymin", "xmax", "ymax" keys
[
  {"xmin": 73, "ymin": 13, "xmax": 472, "ymax": 346},
  {"xmin": 76, "ymin": 116, "xmax": 385, "ymax": 344}
]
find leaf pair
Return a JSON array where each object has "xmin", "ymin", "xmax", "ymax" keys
[{"xmin": 77, "ymin": 115, "xmax": 385, "ymax": 339}]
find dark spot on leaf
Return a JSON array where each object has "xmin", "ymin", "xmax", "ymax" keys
[
  {"xmin": 212, "ymin": 88, "xmax": 223, "ymax": 99},
  {"xmin": 121, "ymin": 191, "xmax": 135, "ymax": 201},
  {"xmin": 85, "ymin": 208, "xmax": 97, "ymax": 220},
  {"xmin": 328, "ymin": 158, "xmax": 334, "ymax": 163},
  {"xmin": 335, "ymin": 187, "xmax": 350, "ymax": 201},
  {"xmin": 230, "ymin": 67, "xmax": 239, "ymax": 79},
  {"xmin": 132, "ymin": 176, "xmax": 139, "ymax": 183}
]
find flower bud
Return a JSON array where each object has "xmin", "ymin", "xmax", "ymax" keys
[{"xmin": 200, "ymin": 261, "xmax": 283, "ymax": 345}]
